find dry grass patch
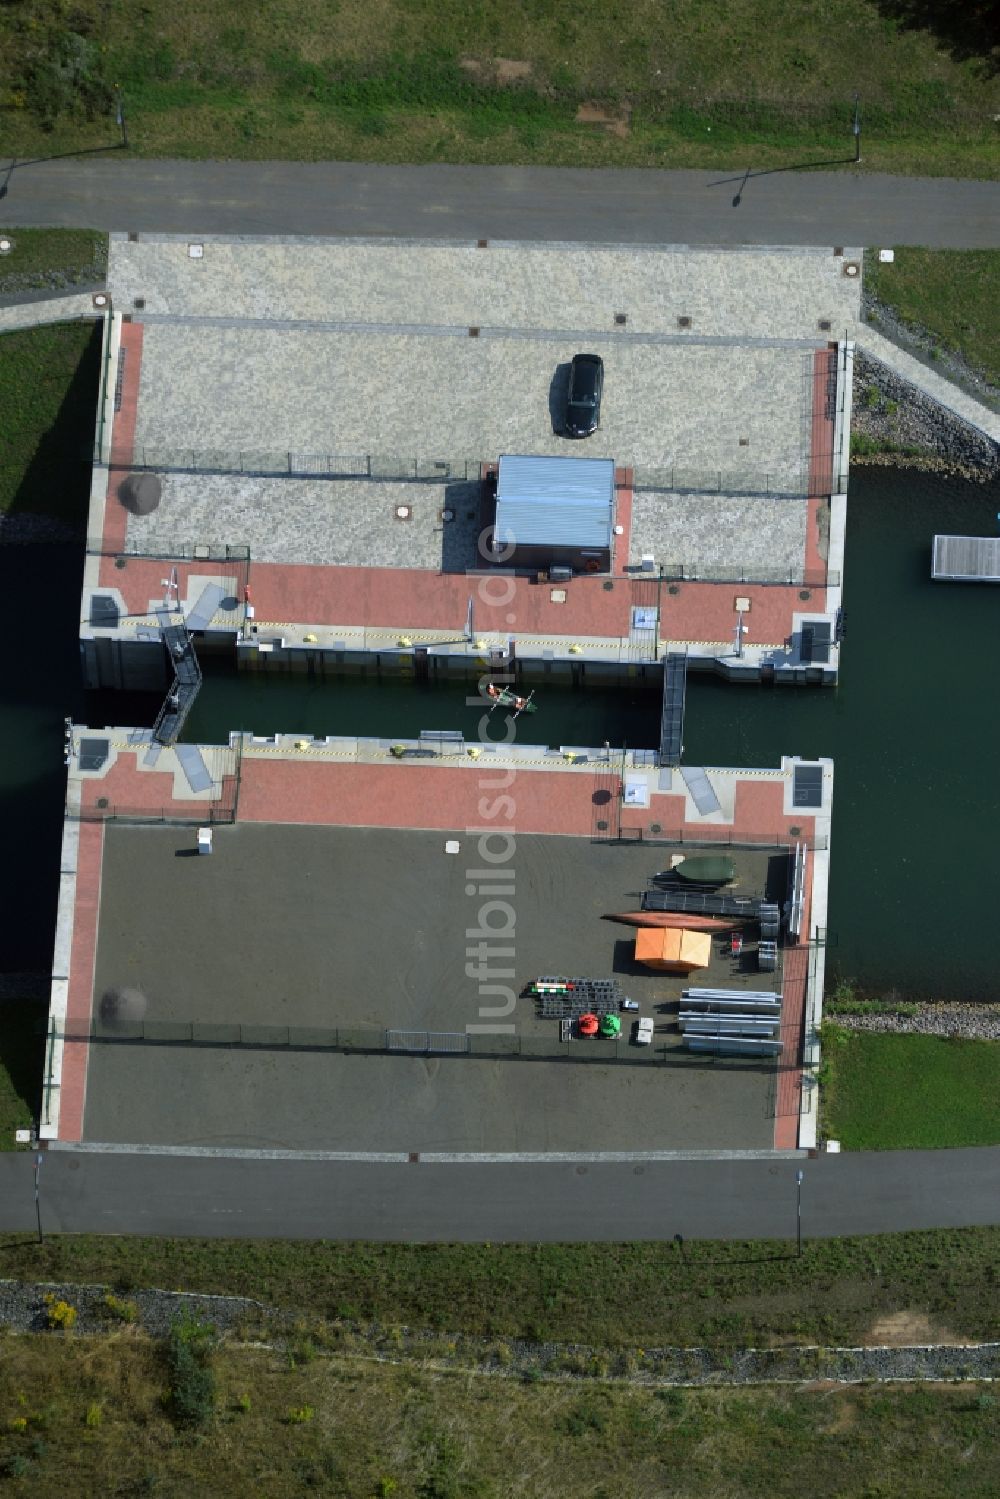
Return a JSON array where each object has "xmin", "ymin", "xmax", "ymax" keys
[{"xmin": 0, "ymin": 1333, "xmax": 998, "ymax": 1496}]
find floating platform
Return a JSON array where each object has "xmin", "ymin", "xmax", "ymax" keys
[{"xmin": 931, "ymin": 534, "xmax": 1000, "ymax": 583}]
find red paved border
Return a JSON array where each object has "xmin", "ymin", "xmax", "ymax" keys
[
  {"xmin": 58, "ymin": 820, "xmax": 105, "ymax": 1142},
  {"xmin": 612, "ymin": 467, "xmax": 633, "ymax": 573},
  {"xmin": 98, "ymin": 560, "xmax": 818, "ymax": 650},
  {"xmin": 74, "ymin": 749, "xmax": 816, "ymax": 848},
  {"xmin": 102, "ymin": 320, "xmax": 144, "ymax": 556},
  {"xmin": 808, "ymin": 346, "xmax": 836, "ymax": 499},
  {"xmin": 774, "ymin": 943, "xmax": 809, "ymax": 1148},
  {"xmin": 76, "ymin": 756, "xmax": 238, "ymax": 822}
]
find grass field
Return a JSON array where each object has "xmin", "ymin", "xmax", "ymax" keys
[
  {"xmin": 0, "ymin": 321, "xmax": 101, "ymax": 520},
  {"xmin": 0, "ymin": 1001, "xmax": 46, "ymax": 1145},
  {"xmin": 0, "ymin": 1335, "xmax": 997, "ymax": 1497},
  {"xmin": 865, "ymin": 248, "xmax": 1000, "ymax": 388},
  {"xmin": 2, "ymin": 1226, "xmax": 998, "ymax": 1349},
  {"xmin": 2, "ymin": 0, "xmax": 998, "ymax": 176},
  {"xmin": 822, "ymin": 1029, "xmax": 1000, "ymax": 1150},
  {"xmin": 0, "ymin": 229, "xmax": 107, "ymax": 298}
]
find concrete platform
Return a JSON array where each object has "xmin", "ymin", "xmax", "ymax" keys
[
  {"xmin": 131, "ymin": 323, "xmax": 810, "ymax": 485},
  {"xmin": 81, "ymin": 824, "xmax": 786, "ymax": 1151},
  {"xmin": 109, "ymin": 234, "xmax": 864, "ymax": 342}
]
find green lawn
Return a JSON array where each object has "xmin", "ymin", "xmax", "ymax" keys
[
  {"xmin": 2, "ymin": 0, "xmax": 997, "ymax": 176},
  {"xmin": 1, "ymin": 1335, "xmax": 998, "ymax": 1497},
  {"xmin": 865, "ymin": 248, "xmax": 1000, "ymax": 389},
  {"xmin": 0, "ymin": 321, "xmax": 102, "ymax": 521},
  {"xmin": 0, "ymin": 229, "xmax": 107, "ymax": 298},
  {"xmin": 823, "ymin": 1029, "xmax": 1000, "ymax": 1150},
  {"xmin": 2, "ymin": 1226, "xmax": 999, "ymax": 1348},
  {"xmin": 0, "ymin": 1000, "xmax": 46, "ymax": 1145}
]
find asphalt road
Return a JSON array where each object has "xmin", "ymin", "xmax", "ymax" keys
[
  {"xmin": 2, "ymin": 157, "xmax": 999, "ymax": 247},
  {"xmin": 1, "ymin": 1146, "xmax": 998, "ymax": 1241}
]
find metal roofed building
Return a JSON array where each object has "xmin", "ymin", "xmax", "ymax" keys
[{"xmin": 491, "ymin": 454, "xmax": 616, "ymax": 573}]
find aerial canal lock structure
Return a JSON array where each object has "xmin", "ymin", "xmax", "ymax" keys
[{"xmin": 47, "ymin": 235, "xmax": 850, "ymax": 1158}]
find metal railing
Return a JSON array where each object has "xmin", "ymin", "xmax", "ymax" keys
[
  {"xmin": 101, "ymin": 444, "xmax": 813, "ymax": 499},
  {"xmin": 84, "ymin": 532, "xmax": 833, "ymax": 593},
  {"xmin": 655, "ymin": 563, "xmax": 838, "ymax": 587},
  {"xmin": 85, "ymin": 535, "xmax": 250, "ymax": 564},
  {"xmin": 609, "ymin": 826, "xmax": 829, "ymax": 851},
  {"xmin": 633, "ymin": 465, "xmax": 808, "ymax": 497},
  {"xmin": 75, "ymin": 795, "xmax": 239, "ymax": 827},
  {"xmin": 45, "ymin": 1016, "xmax": 798, "ymax": 1079},
  {"xmin": 75, "ymin": 742, "xmax": 242, "ymax": 826}
]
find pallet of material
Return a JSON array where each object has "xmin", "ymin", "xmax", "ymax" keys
[
  {"xmin": 681, "ymin": 997, "xmax": 781, "ymax": 1015},
  {"xmin": 685, "ymin": 1036, "xmax": 784, "ymax": 1056},
  {"xmin": 679, "ymin": 1015, "xmax": 780, "ymax": 1033},
  {"xmin": 683, "ymin": 987, "xmax": 782, "ymax": 1002}
]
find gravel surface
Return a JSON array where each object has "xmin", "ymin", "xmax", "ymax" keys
[
  {"xmin": 851, "ymin": 347, "xmax": 999, "ymax": 480},
  {"xmin": 2, "ymin": 1280, "xmax": 997, "ymax": 1385},
  {"xmin": 827, "ymin": 1003, "xmax": 1000, "ymax": 1040},
  {"xmin": 0, "ymin": 1280, "xmax": 267, "ymax": 1340}
]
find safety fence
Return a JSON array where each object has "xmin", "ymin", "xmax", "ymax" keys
[
  {"xmin": 83, "ymin": 531, "xmax": 834, "ymax": 592},
  {"xmin": 45, "ymin": 1017, "xmax": 803, "ymax": 1080},
  {"xmin": 75, "ymin": 797, "xmax": 239, "ymax": 827},
  {"xmin": 74, "ymin": 744, "xmax": 242, "ymax": 827},
  {"xmin": 85, "ymin": 536, "xmax": 250, "ymax": 565},
  {"xmin": 101, "ymin": 444, "xmax": 811, "ymax": 498},
  {"xmin": 601, "ymin": 825, "xmax": 829, "ymax": 852}
]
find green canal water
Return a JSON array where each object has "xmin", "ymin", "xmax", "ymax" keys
[{"xmin": 3, "ymin": 468, "xmax": 998, "ymax": 1000}]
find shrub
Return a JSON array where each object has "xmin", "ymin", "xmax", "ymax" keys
[
  {"xmin": 165, "ymin": 1313, "xmax": 217, "ymax": 1428},
  {"xmin": 101, "ymin": 1292, "xmax": 139, "ymax": 1324},
  {"xmin": 84, "ymin": 1403, "xmax": 102, "ymax": 1429},
  {"xmin": 43, "ymin": 1294, "xmax": 77, "ymax": 1331},
  {"xmin": 286, "ymin": 1405, "xmax": 315, "ymax": 1424},
  {"xmin": 20, "ymin": 27, "xmax": 115, "ymax": 130}
]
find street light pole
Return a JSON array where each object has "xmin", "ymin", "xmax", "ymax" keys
[
  {"xmin": 34, "ymin": 1151, "xmax": 44, "ymax": 1245},
  {"xmin": 795, "ymin": 1168, "xmax": 804, "ymax": 1257},
  {"xmin": 115, "ymin": 86, "xmax": 129, "ymax": 149},
  {"xmin": 851, "ymin": 94, "xmax": 861, "ymax": 164}
]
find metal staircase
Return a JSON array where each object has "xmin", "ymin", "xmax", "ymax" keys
[{"xmin": 151, "ymin": 611, "xmax": 203, "ymax": 746}]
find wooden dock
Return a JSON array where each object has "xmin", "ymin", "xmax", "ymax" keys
[{"xmin": 931, "ymin": 534, "xmax": 1000, "ymax": 583}]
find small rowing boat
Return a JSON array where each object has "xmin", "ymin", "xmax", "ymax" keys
[
  {"xmin": 604, "ymin": 912, "xmax": 738, "ymax": 933},
  {"xmin": 482, "ymin": 683, "xmax": 537, "ymax": 715}
]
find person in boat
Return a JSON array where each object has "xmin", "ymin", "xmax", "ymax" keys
[{"xmin": 484, "ymin": 683, "xmax": 536, "ymax": 713}]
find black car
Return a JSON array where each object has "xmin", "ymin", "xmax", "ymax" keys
[{"xmin": 564, "ymin": 353, "xmax": 604, "ymax": 438}]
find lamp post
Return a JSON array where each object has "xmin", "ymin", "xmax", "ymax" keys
[
  {"xmin": 851, "ymin": 94, "xmax": 861, "ymax": 164},
  {"xmin": 795, "ymin": 1169, "xmax": 804, "ymax": 1257},
  {"xmin": 115, "ymin": 86, "xmax": 128, "ymax": 149},
  {"xmin": 34, "ymin": 1151, "xmax": 44, "ymax": 1245}
]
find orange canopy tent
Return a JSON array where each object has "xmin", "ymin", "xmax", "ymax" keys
[{"xmin": 634, "ymin": 926, "xmax": 711, "ymax": 973}]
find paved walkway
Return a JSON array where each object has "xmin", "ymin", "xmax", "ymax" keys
[
  {"xmin": 109, "ymin": 234, "xmax": 862, "ymax": 340},
  {"xmin": 2, "ymin": 1145, "xmax": 998, "ymax": 1240},
  {"xmin": 0, "ymin": 288, "xmax": 99, "ymax": 332},
  {"xmin": 854, "ymin": 326, "xmax": 1000, "ymax": 442},
  {"xmin": 2, "ymin": 159, "xmax": 999, "ymax": 247}
]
